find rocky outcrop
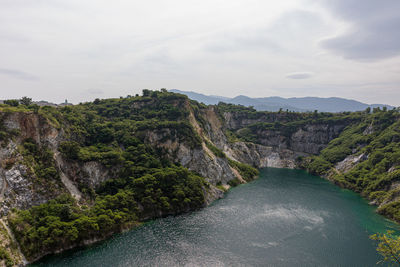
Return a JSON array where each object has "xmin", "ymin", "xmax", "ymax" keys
[
  {"xmin": 2, "ymin": 112, "xmax": 61, "ymax": 148},
  {"xmin": 0, "ymin": 113, "xmax": 66, "ymax": 216},
  {"xmin": 290, "ymin": 124, "xmax": 346, "ymax": 154},
  {"xmin": 335, "ymin": 153, "xmax": 368, "ymax": 174},
  {"xmin": 143, "ymin": 108, "xmax": 241, "ymax": 187},
  {"xmin": 225, "ymin": 141, "xmax": 306, "ymax": 169},
  {"xmin": 197, "ymin": 108, "xmax": 345, "ymax": 170},
  {"xmin": 0, "ymin": 163, "xmax": 34, "ymax": 216},
  {"xmin": 222, "ymin": 111, "xmax": 284, "ymax": 130},
  {"xmin": 236, "ymin": 123, "xmax": 346, "ymax": 155}
]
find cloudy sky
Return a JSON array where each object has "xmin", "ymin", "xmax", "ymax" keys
[{"xmin": 1, "ymin": 0, "xmax": 400, "ymax": 105}]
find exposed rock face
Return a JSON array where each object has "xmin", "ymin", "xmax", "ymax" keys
[
  {"xmin": 0, "ymin": 163, "xmax": 34, "ymax": 216},
  {"xmin": 335, "ymin": 153, "xmax": 368, "ymax": 174},
  {"xmin": 222, "ymin": 112, "xmax": 272, "ymax": 130},
  {"xmin": 290, "ymin": 124, "xmax": 346, "ymax": 154},
  {"xmin": 198, "ymin": 108, "xmax": 349, "ymax": 170},
  {"xmin": 0, "ymin": 113, "xmax": 68, "ymax": 216},
  {"xmin": 235, "ymin": 124, "xmax": 346, "ymax": 155},
  {"xmin": 176, "ymin": 144, "xmax": 237, "ymax": 185},
  {"xmin": 81, "ymin": 161, "xmax": 111, "ymax": 188},
  {"xmin": 3, "ymin": 112, "xmax": 61, "ymax": 148},
  {"xmin": 226, "ymin": 141, "xmax": 306, "ymax": 169},
  {"xmin": 143, "ymin": 116, "xmax": 239, "ymax": 187}
]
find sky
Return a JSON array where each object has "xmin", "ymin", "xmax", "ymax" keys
[{"xmin": 0, "ymin": 0, "xmax": 400, "ymax": 106}]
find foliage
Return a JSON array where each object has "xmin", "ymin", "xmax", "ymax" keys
[
  {"xmin": 59, "ymin": 141, "xmax": 81, "ymax": 160},
  {"xmin": 0, "ymin": 115, "xmax": 20, "ymax": 145},
  {"xmin": 303, "ymin": 109, "xmax": 400, "ymax": 220},
  {"xmin": 9, "ymin": 193, "xmax": 138, "ymax": 260},
  {"xmin": 20, "ymin": 96, "xmax": 33, "ymax": 106},
  {"xmin": 227, "ymin": 178, "xmax": 241, "ymax": 187},
  {"xmin": 22, "ymin": 138, "xmax": 60, "ymax": 181},
  {"xmin": 205, "ymin": 140, "xmax": 226, "ymax": 158},
  {"xmin": 0, "ymin": 247, "xmax": 14, "ymax": 267},
  {"xmin": 370, "ymin": 231, "xmax": 400, "ymax": 265},
  {"xmin": 3, "ymin": 99, "xmax": 19, "ymax": 107},
  {"xmin": 9, "ymin": 90, "xmax": 210, "ymax": 260},
  {"xmin": 306, "ymin": 157, "xmax": 332, "ymax": 176},
  {"xmin": 228, "ymin": 159, "xmax": 259, "ymax": 182}
]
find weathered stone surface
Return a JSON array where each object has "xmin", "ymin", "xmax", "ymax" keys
[{"xmin": 335, "ymin": 153, "xmax": 367, "ymax": 174}]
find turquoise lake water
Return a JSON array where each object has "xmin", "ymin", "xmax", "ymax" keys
[{"xmin": 32, "ymin": 168, "xmax": 399, "ymax": 266}]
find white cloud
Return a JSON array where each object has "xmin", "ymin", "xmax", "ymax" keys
[{"xmin": 286, "ymin": 72, "xmax": 314, "ymax": 79}]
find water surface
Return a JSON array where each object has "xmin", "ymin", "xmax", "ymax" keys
[{"xmin": 33, "ymin": 168, "xmax": 398, "ymax": 266}]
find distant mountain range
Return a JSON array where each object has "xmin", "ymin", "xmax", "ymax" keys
[{"xmin": 170, "ymin": 89, "xmax": 394, "ymax": 112}]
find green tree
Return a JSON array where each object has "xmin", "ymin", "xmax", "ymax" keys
[
  {"xmin": 20, "ymin": 96, "xmax": 32, "ymax": 106},
  {"xmin": 142, "ymin": 89, "xmax": 151, "ymax": 97},
  {"xmin": 370, "ymin": 231, "xmax": 400, "ymax": 265},
  {"xmin": 4, "ymin": 99, "xmax": 19, "ymax": 107},
  {"xmin": 59, "ymin": 141, "xmax": 81, "ymax": 160}
]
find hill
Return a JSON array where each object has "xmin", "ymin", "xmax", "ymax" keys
[
  {"xmin": 170, "ymin": 89, "xmax": 394, "ymax": 112},
  {"xmin": 0, "ymin": 90, "xmax": 399, "ymax": 265}
]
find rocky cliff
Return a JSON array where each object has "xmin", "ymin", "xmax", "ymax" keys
[{"xmin": 0, "ymin": 93, "xmax": 367, "ymax": 265}]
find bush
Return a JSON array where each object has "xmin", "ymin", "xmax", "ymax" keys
[
  {"xmin": 228, "ymin": 159, "xmax": 258, "ymax": 181},
  {"xmin": 59, "ymin": 141, "xmax": 81, "ymax": 160},
  {"xmin": 3, "ymin": 99, "xmax": 19, "ymax": 107},
  {"xmin": 205, "ymin": 140, "xmax": 226, "ymax": 158},
  {"xmin": 0, "ymin": 248, "xmax": 14, "ymax": 267},
  {"xmin": 307, "ymin": 157, "xmax": 332, "ymax": 175}
]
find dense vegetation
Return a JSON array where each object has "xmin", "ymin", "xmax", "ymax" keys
[
  {"xmin": 304, "ymin": 108, "xmax": 400, "ymax": 221},
  {"xmin": 10, "ymin": 164, "xmax": 206, "ymax": 260},
  {"xmin": 0, "ymin": 247, "xmax": 13, "ymax": 267},
  {"xmin": 6, "ymin": 91, "xmax": 211, "ymax": 260}
]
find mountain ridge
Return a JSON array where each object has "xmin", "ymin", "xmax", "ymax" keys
[{"xmin": 170, "ymin": 89, "xmax": 394, "ymax": 112}]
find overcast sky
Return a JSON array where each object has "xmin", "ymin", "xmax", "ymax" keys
[{"xmin": 1, "ymin": 0, "xmax": 400, "ymax": 105}]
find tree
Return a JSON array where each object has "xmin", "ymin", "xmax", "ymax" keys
[
  {"xmin": 30, "ymin": 104, "xmax": 40, "ymax": 114},
  {"xmin": 142, "ymin": 89, "xmax": 151, "ymax": 97},
  {"xmin": 370, "ymin": 231, "xmax": 400, "ymax": 265},
  {"xmin": 59, "ymin": 141, "xmax": 81, "ymax": 160},
  {"xmin": 4, "ymin": 99, "xmax": 19, "ymax": 107},
  {"xmin": 20, "ymin": 96, "xmax": 32, "ymax": 106}
]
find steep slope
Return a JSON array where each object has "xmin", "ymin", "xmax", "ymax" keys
[
  {"xmin": 212, "ymin": 103, "xmax": 361, "ymax": 166},
  {"xmin": 0, "ymin": 91, "xmax": 398, "ymax": 264},
  {"xmin": 303, "ymin": 109, "xmax": 400, "ymax": 222},
  {"xmin": 0, "ymin": 91, "xmax": 258, "ymax": 263}
]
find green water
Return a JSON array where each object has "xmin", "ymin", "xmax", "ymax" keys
[{"xmin": 33, "ymin": 168, "xmax": 399, "ymax": 266}]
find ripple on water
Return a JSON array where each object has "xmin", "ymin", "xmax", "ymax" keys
[{"xmin": 33, "ymin": 168, "xmax": 400, "ymax": 267}]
